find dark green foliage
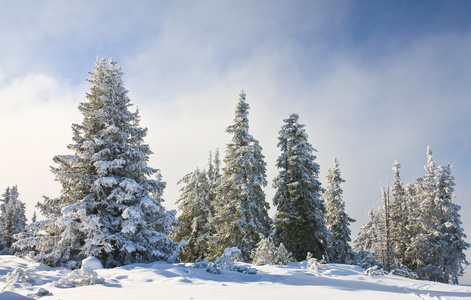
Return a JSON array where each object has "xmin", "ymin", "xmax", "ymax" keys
[{"xmin": 272, "ymin": 113, "xmax": 328, "ymax": 261}]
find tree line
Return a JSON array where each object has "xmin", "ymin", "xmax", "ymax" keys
[
  {"xmin": 172, "ymin": 93, "xmax": 355, "ymax": 264},
  {"xmin": 353, "ymin": 150, "xmax": 470, "ymax": 284},
  {"xmin": 0, "ymin": 58, "xmax": 467, "ymax": 284}
]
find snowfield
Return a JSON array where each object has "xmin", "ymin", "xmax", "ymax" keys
[{"xmin": 0, "ymin": 255, "xmax": 470, "ymax": 300}]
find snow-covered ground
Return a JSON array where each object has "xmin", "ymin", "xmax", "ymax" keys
[{"xmin": 1, "ymin": 255, "xmax": 470, "ymax": 300}]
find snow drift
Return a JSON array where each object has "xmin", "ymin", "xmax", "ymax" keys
[{"xmin": 1, "ymin": 255, "xmax": 470, "ymax": 299}]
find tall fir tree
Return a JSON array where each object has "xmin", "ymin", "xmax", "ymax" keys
[
  {"xmin": 379, "ymin": 183, "xmax": 393, "ymax": 271},
  {"xmin": 407, "ymin": 147, "xmax": 443, "ymax": 280},
  {"xmin": 389, "ymin": 161, "xmax": 409, "ymax": 268},
  {"xmin": 173, "ymin": 166, "xmax": 215, "ymax": 262},
  {"xmin": 272, "ymin": 113, "xmax": 328, "ymax": 261},
  {"xmin": 356, "ymin": 181, "xmax": 413, "ymax": 271},
  {"xmin": 15, "ymin": 58, "xmax": 178, "ymax": 267},
  {"xmin": 323, "ymin": 158, "xmax": 355, "ymax": 263},
  {"xmin": 353, "ymin": 207, "xmax": 381, "ymax": 255},
  {"xmin": 212, "ymin": 91, "xmax": 271, "ymax": 261},
  {"xmin": 0, "ymin": 186, "xmax": 27, "ymax": 251},
  {"xmin": 433, "ymin": 162, "xmax": 469, "ymax": 283},
  {"xmin": 206, "ymin": 149, "xmax": 222, "ymax": 219},
  {"xmin": 207, "ymin": 149, "xmax": 221, "ymax": 190},
  {"xmin": 410, "ymin": 147, "xmax": 469, "ymax": 283}
]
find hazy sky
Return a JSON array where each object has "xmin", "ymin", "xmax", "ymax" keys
[{"xmin": 1, "ymin": 0, "xmax": 471, "ymax": 283}]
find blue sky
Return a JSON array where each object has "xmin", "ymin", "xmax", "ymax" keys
[{"xmin": 1, "ymin": 0, "xmax": 471, "ymax": 283}]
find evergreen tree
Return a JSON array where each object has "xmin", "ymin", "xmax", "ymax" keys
[
  {"xmin": 353, "ymin": 207, "xmax": 381, "ymax": 255},
  {"xmin": 354, "ymin": 183, "xmax": 398, "ymax": 270},
  {"xmin": 355, "ymin": 147, "xmax": 470, "ymax": 283},
  {"xmin": 207, "ymin": 149, "xmax": 221, "ymax": 190},
  {"xmin": 272, "ymin": 113, "xmax": 328, "ymax": 261},
  {"xmin": 251, "ymin": 234, "xmax": 277, "ymax": 266},
  {"xmin": 410, "ymin": 148, "xmax": 469, "ymax": 283},
  {"xmin": 323, "ymin": 158, "xmax": 355, "ymax": 263},
  {"xmin": 212, "ymin": 91, "xmax": 271, "ymax": 261},
  {"xmin": 433, "ymin": 163, "xmax": 469, "ymax": 283},
  {"xmin": 275, "ymin": 243, "xmax": 293, "ymax": 265},
  {"xmin": 31, "ymin": 212, "xmax": 37, "ymax": 224},
  {"xmin": 251, "ymin": 235, "xmax": 293, "ymax": 266},
  {"xmin": 378, "ymin": 183, "xmax": 393, "ymax": 271},
  {"xmin": 389, "ymin": 161, "xmax": 409, "ymax": 268},
  {"xmin": 407, "ymin": 147, "xmax": 443, "ymax": 280},
  {"xmin": 0, "ymin": 186, "xmax": 27, "ymax": 251},
  {"xmin": 206, "ymin": 149, "xmax": 221, "ymax": 222},
  {"xmin": 15, "ymin": 58, "xmax": 178, "ymax": 267},
  {"xmin": 0, "ymin": 219, "xmax": 4, "ymax": 251},
  {"xmin": 173, "ymin": 167, "xmax": 214, "ymax": 262}
]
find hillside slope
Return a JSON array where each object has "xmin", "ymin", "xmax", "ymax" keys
[{"xmin": 0, "ymin": 255, "xmax": 470, "ymax": 299}]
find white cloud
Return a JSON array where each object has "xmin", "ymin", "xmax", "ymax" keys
[{"xmin": 0, "ymin": 72, "xmax": 85, "ymax": 219}]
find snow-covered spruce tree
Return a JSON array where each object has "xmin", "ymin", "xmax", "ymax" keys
[
  {"xmin": 354, "ymin": 172, "xmax": 409, "ymax": 271},
  {"xmin": 378, "ymin": 183, "xmax": 393, "ymax": 271},
  {"xmin": 389, "ymin": 161, "xmax": 410, "ymax": 269},
  {"xmin": 0, "ymin": 186, "xmax": 27, "ymax": 251},
  {"xmin": 275, "ymin": 243, "xmax": 293, "ymax": 265},
  {"xmin": 323, "ymin": 158, "xmax": 355, "ymax": 263},
  {"xmin": 406, "ymin": 147, "xmax": 442, "ymax": 280},
  {"xmin": 251, "ymin": 235, "xmax": 293, "ymax": 266},
  {"xmin": 353, "ymin": 207, "xmax": 381, "ymax": 255},
  {"xmin": 408, "ymin": 147, "xmax": 469, "ymax": 283},
  {"xmin": 14, "ymin": 58, "xmax": 178, "ymax": 268},
  {"xmin": 212, "ymin": 91, "xmax": 271, "ymax": 262},
  {"xmin": 272, "ymin": 113, "xmax": 328, "ymax": 261},
  {"xmin": 432, "ymin": 162, "xmax": 469, "ymax": 284},
  {"xmin": 206, "ymin": 149, "xmax": 221, "ymax": 221},
  {"xmin": 207, "ymin": 149, "xmax": 221, "ymax": 192},
  {"xmin": 0, "ymin": 219, "xmax": 4, "ymax": 251},
  {"xmin": 251, "ymin": 234, "xmax": 277, "ymax": 266},
  {"xmin": 173, "ymin": 167, "xmax": 215, "ymax": 262},
  {"xmin": 400, "ymin": 180, "xmax": 421, "ymax": 269},
  {"xmin": 357, "ymin": 183, "xmax": 393, "ymax": 270}
]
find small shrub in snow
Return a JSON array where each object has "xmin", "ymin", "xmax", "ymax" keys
[
  {"xmin": 353, "ymin": 251, "xmax": 382, "ymax": 270},
  {"xmin": 214, "ymin": 247, "xmax": 241, "ymax": 269},
  {"xmin": 251, "ymin": 236, "xmax": 293, "ymax": 266},
  {"xmin": 192, "ymin": 257, "xmax": 210, "ymax": 269},
  {"xmin": 365, "ymin": 265, "xmax": 388, "ymax": 276},
  {"xmin": 55, "ymin": 267, "xmax": 103, "ymax": 288},
  {"xmin": 65, "ymin": 260, "xmax": 81, "ymax": 270},
  {"xmin": 205, "ymin": 247, "xmax": 241, "ymax": 274},
  {"xmin": 251, "ymin": 235, "xmax": 277, "ymax": 266},
  {"xmin": 167, "ymin": 240, "xmax": 188, "ymax": 264},
  {"xmin": 391, "ymin": 266, "xmax": 418, "ymax": 279},
  {"xmin": 206, "ymin": 266, "xmax": 222, "ymax": 274},
  {"xmin": 306, "ymin": 252, "xmax": 319, "ymax": 270},
  {"xmin": 205, "ymin": 247, "xmax": 257, "ymax": 275},
  {"xmin": 33, "ymin": 288, "xmax": 49, "ymax": 297},
  {"xmin": 3, "ymin": 268, "xmax": 35, "ymax": 291},
  {"xmin": 274, "ymin": 243, "xmax": 293, "ymax": 265},
  {"xmin": 231, "ymin": 265, "xmax": 258, "ymax": 275}
]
